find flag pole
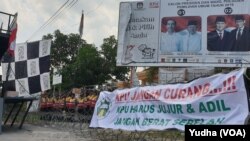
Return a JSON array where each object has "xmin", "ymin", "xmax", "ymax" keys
[
  {"xmin": 74, "ymin": 10, "xmax": 84, "ymax": 88},
  {"xmin": 130, "ymin": 67, "xmax": 133, "ymax": 87},
  {"xmin": 74, "ymin": 10, "xmax": 84, "ymax": 119},
  {"xmin": 79, "ymin": 10, "xmax": 84, "ymax": 39},
  {"xmin": 78, "ymin": 10, "xmax": 84, "ymax": 54}
]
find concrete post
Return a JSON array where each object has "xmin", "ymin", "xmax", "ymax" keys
[{"xmin": 0, "ymin": 98, "xmax": 3, "ymax": 134}]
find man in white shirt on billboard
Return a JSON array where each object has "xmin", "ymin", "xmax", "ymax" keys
[
  {"xmin": 160, "ymin": 19, "xmax": 181, "ymax": 53},
  {"xmin": 179, "ymin": 20, "xmax": 201, "ymax": 52}
]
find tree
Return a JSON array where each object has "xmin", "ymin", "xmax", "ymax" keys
[
  {"xmin": 100, "ymin": 35, "xmax": 129, "ymax": 81},
  {"xmin": 43, "ymin": 29, "xmax": 85, "ymax": 68},
  {"xmin": 64, "ymin": 44, "xmax": 108, "ymax": 88},
  {"xmin": 146, "ymin": 67, "xmax": 158, "ymax": 84},
  {"xmin": 43, "ymin": 30, "xmax": 130, "ymax": 90},
  {"xmin": 43, "ymin": 30, "xmax": 86, "ymax": 90}
]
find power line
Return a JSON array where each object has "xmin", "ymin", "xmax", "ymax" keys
[
  {"xmin": 26, "ymin": 0, "xmax": 71, "ymax": 42},
  {"xmin": 61, "ymin": 0, "xmax": 105, "ymax": 33},
  {"xmin": 38, "ymin": 0, "xmax": 79, "ymax": 32},
  {"xmin": 27, "ymin": 0, "xmax": 80, "ymax": 42},
  {"xmin": 39, "ymin": 0, "xmax": 74, "ymax": 30},
  {"xmin": 69, "ymin": 0, "xmax": 79, "ymax": 9},
  {"xmin": 27, "ymin": 0, "xmax": 104, "ymax": 40},
  {"xmin": 86, "ymin": 0, "xmax": 104, "ymax": 15}
]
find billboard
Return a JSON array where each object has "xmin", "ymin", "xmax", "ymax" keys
[{"xmin": 117, "ymin": 0, "xmax": 250, "ymax": 67}]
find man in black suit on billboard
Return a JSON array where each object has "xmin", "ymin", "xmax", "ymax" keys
[
  {"xmin": 229, "ymin": 15, "xmax": 250, "ymax": 51},
  {"xmin": 207, "ymin": 16, "xmax": 231, "ymax": 51}
]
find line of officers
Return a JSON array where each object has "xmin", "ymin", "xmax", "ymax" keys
[{"xmin": 39, "ymin": 92, "xmax": 98, "ymax": 112}]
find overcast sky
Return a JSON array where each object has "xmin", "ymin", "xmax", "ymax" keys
[{"xmin": 1, "ymin": 0, "xmax": 138, "ymax": 48}]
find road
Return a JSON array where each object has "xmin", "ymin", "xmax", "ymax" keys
[{"xmin": 0, "ymin": 124, "xmax": 98, "ymax": 141}]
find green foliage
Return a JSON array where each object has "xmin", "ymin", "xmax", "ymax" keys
[
  {"xmin": 42, "ymin": 30, "xmax": 86, "ymax": 68},
  {"xmin": 75, "ymin": 44, "xmax": 108, "ymax": 85},
  {"xmin": 58, "ymin": 43, "xmax": 105, "ymax": 89},
  {"xmin": 43, "ymin": 31, "xmax": 129, "ymax": 90},
  {"xmin": 146, "ymin": 67, "xmax": 158, "ymax": 84},
  {"xmin": 100, "ymin": 35, "xmax": 130, "ymax": 81}
]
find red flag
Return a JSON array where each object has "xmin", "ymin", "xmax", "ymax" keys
[
  {"xmin": 8, "ymin": 13, "xmax": 18, "ymax": 57},
  {"xmin": 79, "ymin": 11, "xmax": 84, "ymax": 37}
]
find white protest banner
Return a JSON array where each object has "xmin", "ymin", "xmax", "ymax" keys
[{"xmin": 90, "ymin": 68, "xmax": 249, "ymax": 131}]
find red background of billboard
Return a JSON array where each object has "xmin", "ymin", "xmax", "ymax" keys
[{"xmin": 161, "ymin": 16, "xmax": 201, "ymax": 32}]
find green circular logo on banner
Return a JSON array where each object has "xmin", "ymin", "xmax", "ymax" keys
[{"xmin": 96, "ymin": 98, "xmax": 111, "ymax": 119}]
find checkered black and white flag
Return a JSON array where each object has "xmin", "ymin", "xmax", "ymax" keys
[{"xmin": 2, "ymin": 39, "xmax": 51, "ymax": 97}]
